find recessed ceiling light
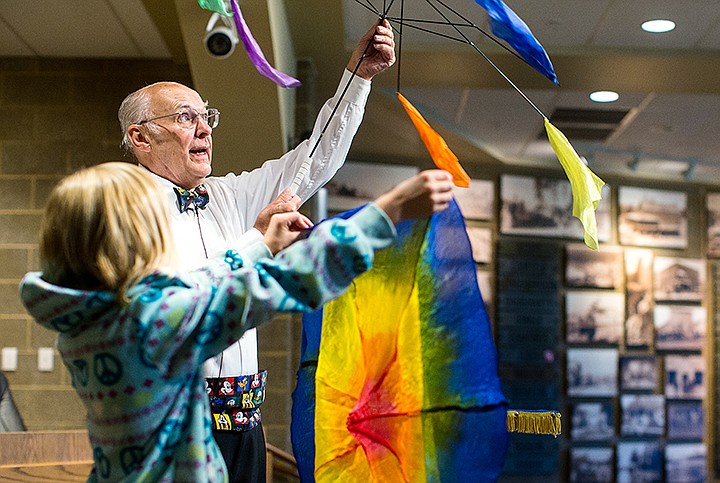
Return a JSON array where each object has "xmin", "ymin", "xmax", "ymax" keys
[
  {"xmin": 641, "ymin": 19, "xmax": 676, "ymax": 33},
  {"xmin": 589, "ymin": 91, "xmax": 619, "ymax": 103}
]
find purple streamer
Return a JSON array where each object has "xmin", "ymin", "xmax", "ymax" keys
[{"xmin": 230, "ymin": 0, "xmax": 301, "ymax": 88}]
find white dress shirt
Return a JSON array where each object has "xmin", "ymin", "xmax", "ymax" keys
[{"xmin": 148, "ymin": 70, "xmax": 371, "ymax": 378}]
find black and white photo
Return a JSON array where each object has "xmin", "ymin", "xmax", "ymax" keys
[
  {"xmin": 500, "ymin": 175, "xmax": 610, "ymax": 241},
  {"xmin": 654, "ymin": 257, "xmax": 705, "ymax": 302},
  {"xmin": 565, "ymin": 291, "xmax": 624, "ymax": 344},
  {"xmin": 618, "ymin": 186, "xmax": 687, "ymax": 248},
  {"xmin": 620, "ymin": 394, "xmax": 664, "ymax": 437},
  {"xmin": 466, "ymin": 226, "xmax": 492, "ymax": 264},
  {"xmin": 475, "ymin": 269, "xmax": 493, "ymax": 315},
  {"xmin": 706, "ymin": 192, "xmax": 720, "ymax": 257},
  {"xmin": 571, "ymin": 402, "xmax": 614, "ymax": 442},
  {"xmin": 616, "ymin": 441, "xmax": 662, "ymax": 483},
  {"xmin": 567, "ymin": 348, "xmax": 618, "ymax": 397},
  {"xmin": 654, "ymin": 304, "xmax": 706, "ymax": 351},
  {"xmin": 565, "ymin": 243, "xmax": 623, "ymax": 289},
  {"xmin": 620, "ymin": 355, "xmax": 658, "ymax": 391},
  {"xmin": 667, "ymin": 401, "xmax": 704, "ymax": 440},
  {"xmin": 570, "ymin": 447, "xmax": 613, "ymax": 483},
  {"xmin": 665, "ymin": 355, "xmax": 706, "ymax": 399},
  {"xmin": 324, "ymin": 161, "xmax": 419, "ymax": 212},
  {"xmin": 452, "ymin": 179, "xmax": 494, "ymax": 220},
  {"xmin": 665, "ymin": 443, "xmax": 706, "ymax": 483},
  {"xmin": 624, "ymin": 249, "xmax": 654, "ymax": 347}
]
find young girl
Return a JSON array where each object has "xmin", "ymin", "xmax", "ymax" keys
[{"xmin": 19, "ymin": 162, "xmax": 452, "ymax": 482}]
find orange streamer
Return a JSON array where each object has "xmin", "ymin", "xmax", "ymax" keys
[{"xmin": 397, "ymin": 92, "xmax": 470, "ymax": 188}]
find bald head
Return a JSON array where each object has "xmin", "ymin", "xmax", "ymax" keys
[
  {"xmin": 118, "ymin": 82, "xmax": 200, "ymax": 158},
  {"xmin": 118, "ymin": 82, "xmax": 214, "ymax": 189}
]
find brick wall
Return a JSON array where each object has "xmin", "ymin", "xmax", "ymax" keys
[{"xmin": 0, "ymin": 57, "xmax": 193, "ymax": 431}]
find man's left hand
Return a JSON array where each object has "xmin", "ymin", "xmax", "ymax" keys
[
  {"xmin": 348, "ymin": 19, "xmax": 396, "ymax": 81},
  {"xmin": 253, "ymin": 188, "xmax": 302, "ymax": 234}
]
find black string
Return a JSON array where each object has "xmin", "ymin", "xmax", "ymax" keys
[
  {"xmin": 191, "ymin": 206, "xmax": 209, "ymax": 259},
  {"xmin": 395, "ymin": 0, "xmax": 404, "ymax": 92},
  {"xmin": 432, "ymin": 0, "xmax": 530, "ymax": 64},
  {"xmin": 349, "ymin": 0, "xmax": 551, "ymax": 97},
  {"xmin": 188, "ymin": 205, "xmax": 224, "ymax": 375},
  {"xmin": 306, "ymin": 0, "xmax": 552, "ymax": 173},
  {"xmin": 421, "ymin": 0, "xmax": 546, "ymax": 118}
]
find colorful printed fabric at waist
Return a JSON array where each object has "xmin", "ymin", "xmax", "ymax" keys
[{"xmin": 205, "ymin": 370, "xmax": 267, "ymax": 432}]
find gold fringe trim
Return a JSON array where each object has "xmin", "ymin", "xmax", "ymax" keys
[{"xmin": 506, "ymin": 410, "xmax": 561, "ymax": 437}]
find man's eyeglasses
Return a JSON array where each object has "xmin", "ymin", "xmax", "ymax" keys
[{"xmin": 137, "ymin": 108, "xmax": 220, "ymax": 129}]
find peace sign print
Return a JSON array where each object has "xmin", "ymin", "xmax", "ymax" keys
[
  {"xmin": 93, "ymin": 353, "xmax": 123, "ymax": 386},
  {"xmin": 137, "ymin": 334, "xmax": 156, "ymax": 369},
  {"xmin": 71, "ymin": 359, "xmax": 89, "ymax": 386},
  {"xmin": 93, "ymin": 447, "xmax": 111, "ymax": 479},
  {"xmin": 120, "ymin": 446, "xmax": 145, "ymax": 475},
  {"xmin": 85, "ymin": 292, "xmax": 113, "ymax": 308},
  {"xmin": 51, "ymin": 310, "xmax": 84, "ymax": 332}
]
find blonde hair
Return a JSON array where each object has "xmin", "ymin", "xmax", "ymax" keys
[{"xmin": 40, "ymin": 162, "xmax": 178, "ymax": 303}]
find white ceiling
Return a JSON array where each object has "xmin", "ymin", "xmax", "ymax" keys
[
  {"xmin": 0, "ymin": 0, "xmax": 170, "ymax": 58},
  {"xmin": 3, "ymin": 0, "xmax": 720, "ymax": 185}
]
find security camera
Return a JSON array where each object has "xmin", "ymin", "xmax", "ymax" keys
[{"xmin": 205, "ymin": 12, "xmax": 238, "ymax": 59}]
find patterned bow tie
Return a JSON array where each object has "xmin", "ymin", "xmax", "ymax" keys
[{"xmin": 174, "ymin": 185, "xmax": 209, "ymax": 213}]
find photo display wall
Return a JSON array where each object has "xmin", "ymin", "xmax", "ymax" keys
[{"xmin": 494, "ymin": 174, "xmax": 713, "ymax": 482}]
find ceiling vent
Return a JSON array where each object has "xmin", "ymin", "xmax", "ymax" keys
[{"xmin": 538, "ymin": 108, "xmax": 630, "ymax": 142}]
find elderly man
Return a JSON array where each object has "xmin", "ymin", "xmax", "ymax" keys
[{"xmin": 118, "ymin": 19, "xmax": 395, "ymax": 483}]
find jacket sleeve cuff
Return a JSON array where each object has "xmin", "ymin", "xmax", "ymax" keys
[
  {"xmin": 351, "ymin": 202, "xmax": 397, "ymax": 250},
  {"xmin": 239, "ymin": 239, "xmax": 273, "ymax": 263}
]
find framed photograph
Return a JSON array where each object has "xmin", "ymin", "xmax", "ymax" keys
[
  {"xmin": 620, "ymin": 355, "xmax": 658, "ymax": 391},
  {"xmin": 565, "ymin": 291, "xmax": 624, "ymax": 344},
  {"xmin": 665, "ymin": 443, "xmax": 706, "ymax": 482},
  {"xmin": 708, "ymin": 193, "xmax": 720, "ymax": 257},
  {"xmin": 620, "ymin": 394, "xmax": 664, "ymax": 437},
  {"xmin": 665, "ymin": 354, "xmax": 706, "ymax": 399},
  {"xmin": 618, "ymin": 186, "xmax": 687, "ymax": 248},
  {"xmin": 466, "ymin": 226, "xmax": 493, "ymax": 264},
  {"xmin": 667, "ymin": 400, "xmax": 704, "ymax": 440},
  {"xmin": 624, "ymin": 249, "xmax": 654, "ymax": 347},
  {"xmin": 571, "ymin": 401, "xmax": 614, "ymax": 442},
  {"xmin": 569, "ymin": 447, "xmax": 613, "ymax": 483},
  {"xmin": 653, "ymin": 257, "xmax": 705, "ymax": 302},
  {"xmin": 567, "ymin": 348, "xmax": 618, "ymax": 397},
  {"xmin": 475, "ymin": 269, "xmax": 493, "ymax": 314},
  {"xmin": 616, "ymin": 441, "xmax": 662, "ymax": 483},
  {"xmin": 565, "ymin": 243, "xmax": 623, "ymax": 289},
  {"xmin": 324, "ymin": 161, "xmax": 419, "ymax": 212},
  {"xmin": 452, "ymin": 179, "xmax": 494, "ymax": 220},
  {"xmin": 500, "ymin": 175, "xmax": 611, "ymax": 242},
  {"xmin": 654, "ymin": 305, "xmax": 706, "ymax": 351}
]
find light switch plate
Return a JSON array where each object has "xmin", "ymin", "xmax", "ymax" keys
[
  {"xmin": 38, "ymin": 347, "xmax": 54, "ymax": 372},
  {"xmin": 1, "ymin": 347, "xmax": 18, "ymax": 371}
]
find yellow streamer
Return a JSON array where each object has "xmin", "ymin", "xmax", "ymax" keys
[
  {"xmin": 397, "ymin": 92, "xmax": 470, "ymax": 188},
  {"xmin": 544, "ymin": 118, "xmax": 605, "ymax": 250}
]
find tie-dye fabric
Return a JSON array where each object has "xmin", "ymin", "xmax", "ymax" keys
[{"xmin": 291, "ymin": 200, "xmax": 509, "ymax": 482}]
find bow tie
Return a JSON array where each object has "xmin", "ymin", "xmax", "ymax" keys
[{"xmin": 174, "ymin": 185, "xmax": 209, "ymax": 213}]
